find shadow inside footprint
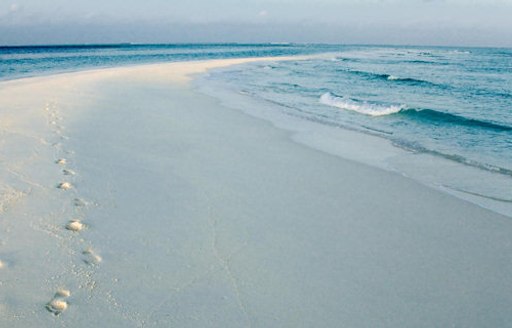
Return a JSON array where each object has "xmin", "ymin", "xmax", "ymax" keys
[
  {"xmin": 46, "ymin": 289, "xmax": 71, "ymax": 315},
  {"xmin": 82, "ymin": 248, "xmax": 102, "ymax": 265},
  {"xmin": 65, "ymin": 220, "xmax": 84, "ymax": 232},
  {"xmin": 57, "ymin": 182, "xmax": 72, "ymax": 190}
]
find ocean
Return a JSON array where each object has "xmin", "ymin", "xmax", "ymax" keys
[
  {"xmin": 0, "ymin": 43, "xmax": 315, "ymax": 80},
  {"xmin": 206, "ymin": 46, "xmax": 512, "ymax": 174},
  {"xmin": 1, "ymin": 44, "xmax": 511, "ymax": 213}
]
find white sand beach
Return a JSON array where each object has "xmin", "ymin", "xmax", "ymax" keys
[{"xmin": 1, "ymin": 57, "xmax": 511, "ymax": 327}]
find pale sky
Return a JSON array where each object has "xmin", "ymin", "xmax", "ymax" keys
[{"xmin": 1, "ymin": 0, "xmax": 512, "ymax": 46}]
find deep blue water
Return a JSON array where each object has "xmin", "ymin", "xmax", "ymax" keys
[{"xmin": 1, "ymin": 44, "xmax": 511, "ymax": 180}]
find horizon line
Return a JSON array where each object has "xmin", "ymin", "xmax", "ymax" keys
[{"xmin": 1, "ymin": 42, "xmax": 511, "ymax": 50}]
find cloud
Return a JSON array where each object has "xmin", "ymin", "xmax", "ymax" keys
[
  {"xmin": 9, "ymin": 3, "xmax": 21, "ymax": 13},
  {"xmin": 258, "ymin": 10, "xmax": 268, "ymax": 17}
]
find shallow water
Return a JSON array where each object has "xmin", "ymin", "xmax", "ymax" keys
[
  {"xmin": 0, "ymin": 43, "xmax": 319, "ymax": 80},
  {"xmin": 2, "ymin": 44, "xmax": 511, "ymax": 213},
  {"xmin": 207, "ymin": 47, "xmax": 512, "ymax": 177}
]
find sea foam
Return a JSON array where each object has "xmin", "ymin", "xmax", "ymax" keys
[{"xmin": 319, "ymin": 93, "xmax": 405, "ymax": 117}]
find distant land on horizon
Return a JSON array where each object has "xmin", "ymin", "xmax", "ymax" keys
[
  {"xmin": 1, "ymin": 42, "xmax": 511, "ymax": 49},
  {"xmin": 2, "ymin": 0, "xmax": 512, "ymax": 48}
]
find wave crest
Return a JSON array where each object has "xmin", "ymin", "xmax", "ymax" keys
[
  {"xmin": 319, "ymin": 93, "xmax": 406, "ymax": 117},
  {"xmin": 343, "ymin": 69, "xmax": 442, "ymax": 87},
  {"xmin": 404, "ymin": 108, "xmax": 512, "ymax": 132},
  {"xmin": 320, "ymin": 93, "xmax": 512, "ymax": 132}
]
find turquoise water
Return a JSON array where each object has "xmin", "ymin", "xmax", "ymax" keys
[
  {"xmin": 0, "ymin": 43, "xmax": 319, "ymax": 80},
  {"xmin": 208, "ymin": 46, "xmax": 512, "ymax": 178},
  {"xmin": 2, "ymin": 44, "xmax": 511, "ymax": 192}
]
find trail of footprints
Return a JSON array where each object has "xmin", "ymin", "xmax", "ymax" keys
[{"xmin": 44, "ymin": 102, "xmax": 102, "ymax": 316}]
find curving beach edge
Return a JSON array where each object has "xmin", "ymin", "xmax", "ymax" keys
[{"xmin": 1, "ymin": 57, "xmax": 511, "ymax": 327}]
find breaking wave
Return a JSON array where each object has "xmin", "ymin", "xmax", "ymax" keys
[
  {"xmin": 319, "ymin": 93, "xmax": 406, "ymax": 116},
  {"xmin": 320, "ymin": 93, "xmax": 512, "ymax": 132}
]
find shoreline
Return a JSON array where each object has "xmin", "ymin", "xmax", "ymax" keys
[
  {"xmin": 0, "ymin": 54, "xmax": 316, "ymax": 86},
  {"xmin": 194, "ymin": 65, "xmax": 512, "ymax": 218},
  {"xmin": 1, "ymin": 57, "xmax": 511, "ymax": 327},
  {"xmin": 5, "ymin": 57, "xmax": 509, "ymax": 220}
]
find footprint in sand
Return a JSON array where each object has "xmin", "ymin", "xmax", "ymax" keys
[
  {"xmin": 55, "ymin": 158, "xmax": 67, "ymax": 165},
  {"xmin": 55, "ymin": 289, "xmax": 71, "ymax": 298},
  {"xmin": 65, "ymin": 219, "xmax": 84, "ymax": 232},
  {"xmin": 57, "ymin": 182, "xmax": 73, "ymax": 190},
  {"xmin": 82, "ymin": 248, "xmax": 102, "ymax": 265},
  {"xmin": 73, "ymin": 198, "xmax": 87, "ymax": 207},
  {"xmin": 46, "ymin": 289, "xmax": 71, "ymax": 315},
  {"xmin": 46, "ymin": 299, "xmax": 68, "ymax": 315},
  {"xmin": 63, "ymin": 169, "xmax": 75, "ymax": 176}
]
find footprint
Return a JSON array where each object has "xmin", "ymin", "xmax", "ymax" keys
[
  {"xmin": 82, "ymin": 248, "xmax": 102, "ymax": 265},
  {"xmin": 46, "ymin": 288, "xmax": 71, "ymax": 315},
  {"xmin": 46, "ymin": 299, "xmax": 68, "ymax": 315},
  {"xmin": 55, "ymin": 158, "xmax": 67, "ymax": 165},
  {"xmin": 63, "ymin": 169, "xmax": 75, "ymax": 176},
  {"xmin": 57, "ymin": 182, "xmax": 73, "ymax": 190},
  {"xmin": 55, "ymin": 289, "xmax": 71, "ymax": 298},
  {"xmin": 73, "ymin": 198, "xmax": 87, "ymax": 207},
  {"xmin": 65, "ymin": 219, "xmax": 84, "ymax": 232},
  {"xmin": 46, "ymin": 294, "xmax": 70, "ymax": 315}
]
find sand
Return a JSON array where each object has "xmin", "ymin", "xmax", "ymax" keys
[{"xmin": 0, "ymin": 57, "xmax": 511, "ymax": 327}]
